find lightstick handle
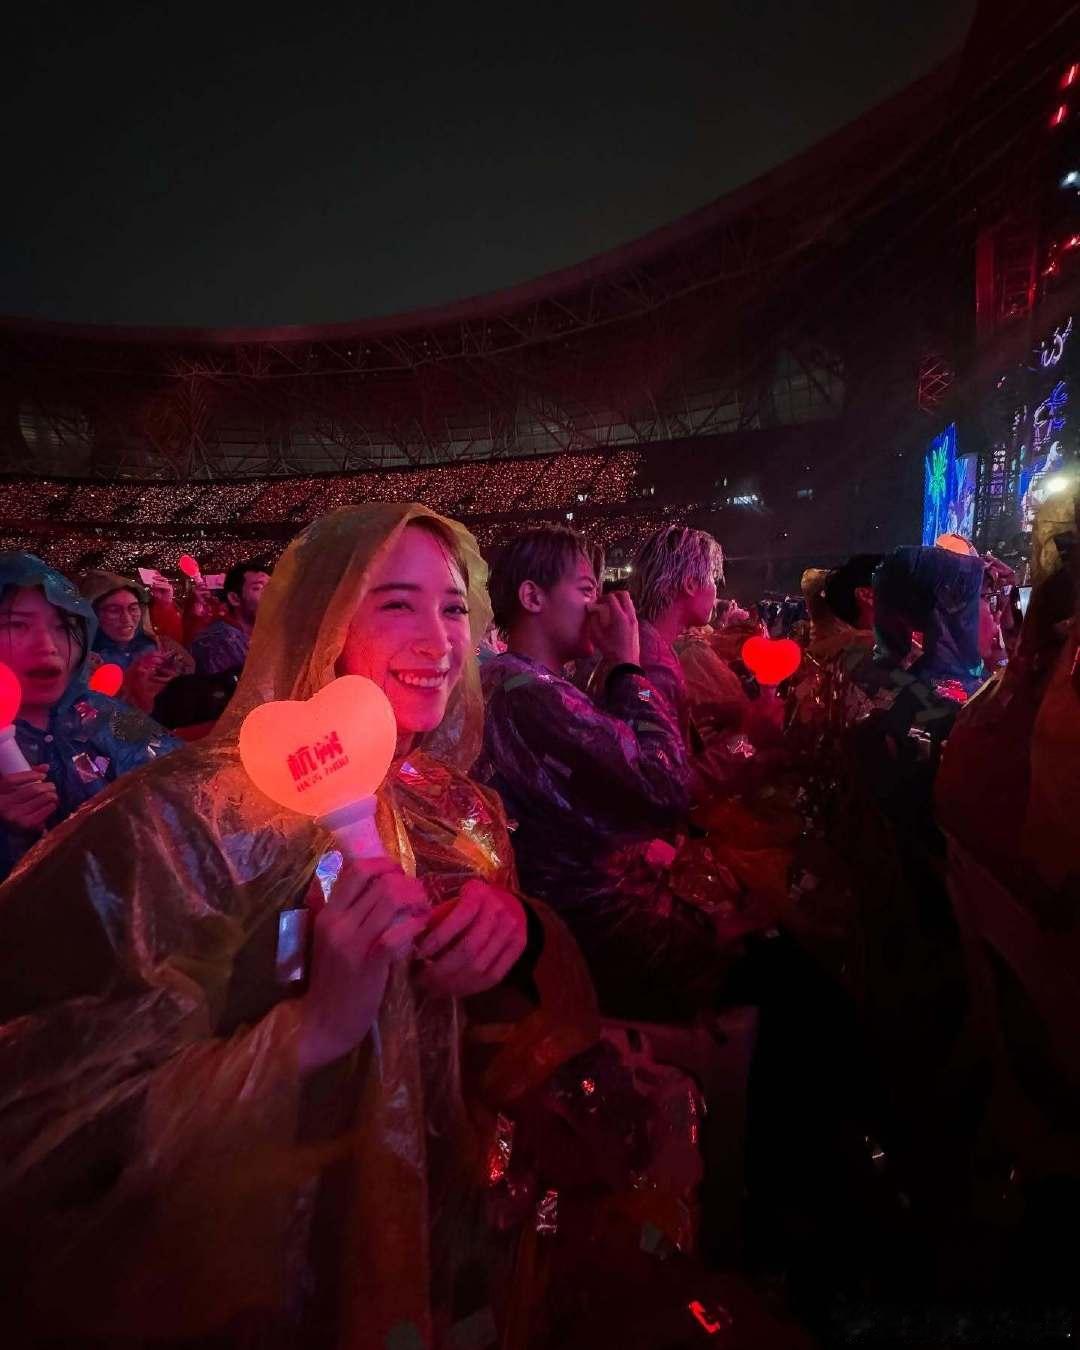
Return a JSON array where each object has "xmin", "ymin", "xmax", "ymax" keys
[
  {"xmin": 317, "ymin": 796, "xmax": 387, "ymax": 860},
  {"xmin": 0, "ymin": 725, "xmax": 31, "ymax": 775}
]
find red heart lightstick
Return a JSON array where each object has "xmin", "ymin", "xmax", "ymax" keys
[
  {"xmin": 178, "ymin": 554, "xmax": 202, "ymax": 581},
  {"xmin": 740, "ymin": 636, "xmax": 802, "ymax": 687},
  {"xmin": 239, "ymin": 675, "xmax": 397, "ymax": 860},
  {"xmin": 88, "ymin": 663, "xmax": 125, "ymax": 697},
  {"xmin": 0, "ymin": 661, "xmax": 30, "ymax": 774}
]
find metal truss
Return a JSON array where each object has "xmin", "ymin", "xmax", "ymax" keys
[{"xmin": 0, "ymin": 58, "xmax": 954, "ymax": 483}]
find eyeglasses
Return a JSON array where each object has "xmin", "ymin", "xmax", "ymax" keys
[{"xmin": 99, "ymin": 604, "xmax": 143, "ymax": 620}]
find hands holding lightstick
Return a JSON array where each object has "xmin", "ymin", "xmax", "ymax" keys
[
  {"xmin": 297, "ymin": 862, "xmax": 524, "ymax": 1072},
  {"xmin": 239, "ymin": 676, "xmax": 527, "ymax": 1075},
  {"xmin": 297, "ymin": 856, "xmax": 429, "ymax": 1073}
]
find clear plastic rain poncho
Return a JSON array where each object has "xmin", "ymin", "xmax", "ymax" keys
[
  {"xmin": 0, "ymin": 505, "xmax": 607, "ymax": 1349},
  {"xmin": 639, "ymin": 619, "xmax": 764, "ymax": 800},
  {"xmin": 478, "ymin": 643, "xmax": 747, "ymax": 1020}
]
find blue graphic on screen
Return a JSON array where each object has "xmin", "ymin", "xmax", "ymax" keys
[
  {"xmin": 1018, "ymin": 379, "xmax": 1068, "ymax": 531},
  {"xmin": 922, "ymin": 424, "xmax": 976, "ymax": 545}
]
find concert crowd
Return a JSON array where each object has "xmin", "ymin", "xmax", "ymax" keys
[{"xmin": 0, "ymin": 498, "xmax": 1075, "ymax": 1349}]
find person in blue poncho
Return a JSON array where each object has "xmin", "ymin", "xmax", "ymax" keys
[{"xmin": 0, "ymin": 553, "xmax": 181, "ymax": 881}]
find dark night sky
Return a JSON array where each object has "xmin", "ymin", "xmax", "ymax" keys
[{"xmin": 2, "ymin": 1, "xmax": 976, "ymax": 329}]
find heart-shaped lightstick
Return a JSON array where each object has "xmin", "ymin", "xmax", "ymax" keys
[
  {"xmin": 740, "ymin": 636, "xmax": 802, "ymax": 687},
  {"xmin": 239, "ymin": 675, "xmax": 398, "ymax": 860},
  {"xmin": 88, "ymin": 663, "xmax": 125, "ymax": 697},
  {"xmin": 0, "ymin": 661, "xmax": 30, "ymax": 774},
  {"xmin": 178, "ymin": 554, "xmax": 202, "ymax": 581}
]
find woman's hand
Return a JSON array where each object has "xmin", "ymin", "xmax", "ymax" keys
[
  {"xmin": 122, "ymin": 651, "xmax": 175, "ymax": 712},
  {"xmin": 416, "ymin": 879, "xmax": 528, "ymax": 997},
  {"xmin": 0, "ymin": 766, "xmax": 58, "ymax": 832},
  {"xmin": 296, "ymin": 858, "xmax": 429, "ymax": 1075}
]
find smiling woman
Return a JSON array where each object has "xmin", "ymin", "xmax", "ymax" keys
[
  {"xmin": 336, "ymin": 520, "xmax": 473, "ymax": 748},
  {"xmin": 0, "ymin": 504, "xmax": 613, "ymax": 1347}
]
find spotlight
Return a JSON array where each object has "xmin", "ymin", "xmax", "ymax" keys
[
  {"xmin": 1045, "ymin": 474, "xmax": 1071, "ymax": 494},
  {"xmin": 1062, "ymin": 170, "xmax": 1080, "ymax": 189}
]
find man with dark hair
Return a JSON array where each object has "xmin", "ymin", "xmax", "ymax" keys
[
  {"xmin": 479, "ymin": 526, "xmax": 731, "ymax": 1018},
  {"xmin": 823, "ymin": 554, "xmax": 882, "ymax": 631},
  {"xmin": 790, "ymin": 554, "xmax": 882, "ymax": 736},
  {"xmin": 190, "ymin": 558, "xmax": 271, "ymax": 677},
  {"xmin": 488, "ymin": 525, "xmax": 592, "ymax": 643}
]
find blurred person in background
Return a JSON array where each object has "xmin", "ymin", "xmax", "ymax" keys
[
  {"xmin": 628, "ymin": 525, "xmax": 722, "ymax": 742},
  {"xmin": 789, "ymin": 554, "xmax": 883, "ymax": 732},
  {"xmin": 190, "ymin": 558, "xmax": 272, "ymax": 676},
  {"xmin": 181, "ymin": 573, "xmax": 228, "ymax": 646},
  {"xmin": 143, "ymin": 570, "xmax": 184, "ymax": 645},
  {"xmin": 938, "ymin": 488, "xmax": 1077, "ymax": 905},
  {"xmin": 822, "ymin": 553, "xmax": 880, "ymax": 641},
  {"xmin": 81, "ymin": 570, "xmax": 195, "ymax": 714},
  {"xmin": 0, "ymin": 554, "xmax": 179, "ymax": 881},
  {"xmin": 628, "ymin": 525, "xmax": 778, "ymax": 796}
]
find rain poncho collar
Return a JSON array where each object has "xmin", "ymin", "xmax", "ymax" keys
[
  {"xmin": 873, "ymin": 545, "xmax": 985, "ymax": 691},
  {"xmin": 0, "ymin": 551, "xmax": 97, "ymax": 713}
]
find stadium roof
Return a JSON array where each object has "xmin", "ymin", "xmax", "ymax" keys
[
  {"xmin": 1, "ymin": 0, "xmax": 1072, "ymax": 483},
  {"xmin": 0, "ymin": 60, "xmax": 958, "ymax": 479}
]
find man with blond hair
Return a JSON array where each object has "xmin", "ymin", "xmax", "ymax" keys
[
  {"xmin": 631, "ymin": 524, "xmax": 785, "ymax": 795},
  {"xmin": 629, "ymin": 525, "xmax": 725, "ymax": 740}
]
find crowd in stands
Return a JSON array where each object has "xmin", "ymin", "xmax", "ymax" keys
[{"xmin": 0, "ymin": 499, "xmax": 1075, "ymax": 1348}]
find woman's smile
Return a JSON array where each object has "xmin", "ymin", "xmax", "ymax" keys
[{"xmin": 390, "ymin": 667, "xmax": 450, "ymax": 690}]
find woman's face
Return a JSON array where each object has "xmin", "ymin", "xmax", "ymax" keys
[
  {"xmin": 96, "ymin": 588, "xmax": 143, "ymax": 644},
  {"xmin": 337, "ymin": 524, "xmax": 471, "ymax": 738},
  {"xmin": 0, "ymin": 586, "xmax": 83, "ymax": 712}
]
